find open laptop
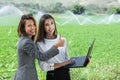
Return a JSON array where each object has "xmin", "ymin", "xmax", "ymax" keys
[{"xmin": 65, "ymin": 38, "xmax": 96, "ymax": 68}]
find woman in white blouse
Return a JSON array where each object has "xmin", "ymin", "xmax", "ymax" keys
[{"xmin": 35, "ymin": 14, "xmax": 73, "ymax": 80}]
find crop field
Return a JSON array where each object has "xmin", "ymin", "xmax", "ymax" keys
[{"xmin": 0, "ymin": 16, "xmax": 120, "ymax": 80}]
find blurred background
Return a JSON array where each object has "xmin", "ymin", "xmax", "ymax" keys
[
  {"xmin": 0, "ymin": 0, "xmax": 120, "ymax": 80},
  {"xmin": 0, "ymin": 0, "xmax": 120, "ymax": 26}
]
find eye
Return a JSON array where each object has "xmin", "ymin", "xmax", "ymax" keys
[
  {"xmin": 28, "ymin": 24, "xmax": 32, "ymax": 27},
  {"xmin": 45, "ymin": 23, "xmax": 49, "ymax": 26},
  {"xmin": 33, "ymin": 24, "xmax": 36, "ymax": 26},
  {"xmin": 51, "ymin": 22, "xmax": 54, "ymax": 25}
]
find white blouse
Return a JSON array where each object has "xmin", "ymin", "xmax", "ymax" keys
[{"xmin": 37, "ymin": 35, "xmax": 69, "ymax": 71}]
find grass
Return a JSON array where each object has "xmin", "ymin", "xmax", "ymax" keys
[
  {"xmin": 57, "ymin": 23, "xmax": 120, "ymax": 80},
  {"xmin": 0, "ymin": 17, "xmax": 120, "ymax": 80}
]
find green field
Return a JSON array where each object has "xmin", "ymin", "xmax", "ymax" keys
[{"xmin": 0, "ymin": 17, "xmax": 120, "ymax": 80}]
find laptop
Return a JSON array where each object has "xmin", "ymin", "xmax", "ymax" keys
[{"xmin": 65, "ymin": 38, "xmax": 96, "ymax": 68}]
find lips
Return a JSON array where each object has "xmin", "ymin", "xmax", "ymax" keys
[
  {"xmin": 49, "ymin": 29, "xmax": 54, "ymax": 32},
  {"xmin": 30, "ymin": 30, "xmax": 35, "ymax": 34}
]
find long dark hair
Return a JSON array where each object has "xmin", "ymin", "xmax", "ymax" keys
[
  {"xmin": 35, "ymin": 14, "xmax": 57, "ymax": 43},
  {"xmin": 17, "ymin": 14, "xmax": 37, "ymax": 40}
]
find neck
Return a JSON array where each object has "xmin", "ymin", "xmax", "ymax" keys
[
  {"xmin": 46, "ymin": 34, "xmax": 56, "ymax": 39},
  {"xmin": 28, "ymin": 36, "xmax": 32, "ymax": 38}
]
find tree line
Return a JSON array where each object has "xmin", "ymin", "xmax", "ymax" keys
[{"xmin": 1, "ymin": 2, "xmax": 120, "ymax": 15}]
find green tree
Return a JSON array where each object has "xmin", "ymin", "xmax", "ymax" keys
[
  {"xmin": 45, "ymin": 2, "xmax": 66, "ymax": 13},
  {"xmin": 54, "ymin": 2, "xmax": 66, "ymax": 13},
  {"xmin": 71, "ymin": 5, "xmax": 85, "ymax": 14},
  {"xmin": 110, "ymin": 7, "xmax": 120, "ymax": 14}
]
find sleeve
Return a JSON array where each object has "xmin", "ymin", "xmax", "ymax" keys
[
  {"xmin": 65, "ymin": 46, "xmax": 69, "ymax": 59},
  {"xmin": 22, "ymin": 39, "xmax": 59, "ymax": 61},
  {"xmin": 64, "ymin": 38, "xmax": 69, "ymax": 60},
  {"xmin": 39, "ymin": 61, "xmax": 54, "ymax": 71}
]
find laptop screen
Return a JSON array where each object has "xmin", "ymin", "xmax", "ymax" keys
[{"xmin": 87, "ymin": 38, "xmax": 96, "ymax": 57}]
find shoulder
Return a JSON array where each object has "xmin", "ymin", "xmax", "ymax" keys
[
  {"xmin": 36, "ymin": 41, "xmax": 44, "ymax": 46},
  {"xmin": 22, "ymin": 36, "xmax": 33, "ymax": 44},
  {"xmin": 18, "ymin": 36, "xmax": 34, "ymax": 49}
]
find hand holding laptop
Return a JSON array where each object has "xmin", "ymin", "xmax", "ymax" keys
[
  {"xmin": 62, "ymin": 59, "xmax": 75, "ymax": 66},
  {"xmin": 65, "ymin": 38, "xmax": 96, "ymax": 68},
  {"xmin": 84, "ymin": 57, "xmax": 90, "ymax": 66}
]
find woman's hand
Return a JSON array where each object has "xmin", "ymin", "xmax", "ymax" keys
[
  {"xmin": 54, "ymin": 35, "xmax": 65, "ymax": 48},
  {"xmin": 87, "ymin": 57, "xmax": 91, "ymax": 66},
  {"xmin": 54, "ymin": 59, "xmax": 75, "ymax": 69},
  {"xmin": 62, "ymin": 59, "xmax": 75, "ymax": 66}
]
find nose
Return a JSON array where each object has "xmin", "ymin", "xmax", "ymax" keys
[
  {"xmin": 49, "ymin": 25, "xmax": 53, "ymax": 29},
  {"xmin": 31, "ymin": 25, "xmax": 35, "ymax": 29}
]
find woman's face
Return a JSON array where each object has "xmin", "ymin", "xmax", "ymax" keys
[
  {"xmin": 44, "ymin": 18, "xmax": 55, "ymax": 36},
  {"xmin": 25, "ymin": 19, "xmax": 36, "ymax": 38}
]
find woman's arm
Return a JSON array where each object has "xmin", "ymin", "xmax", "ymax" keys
[
  {"xmin": 54, "ymin": 60, "xmax": 73, "ymax": 69},
  {"xmin": 39, "ymin": 60, "xmax": 74, "ymax": 71},
  {"xmin": 22, "ymin": 39, "xmax": 59, "ymax": 61}
]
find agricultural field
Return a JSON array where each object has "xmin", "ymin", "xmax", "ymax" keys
[{"xmin": 0, "ymin": 16, "xmax": 120, "ymax": 80}]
